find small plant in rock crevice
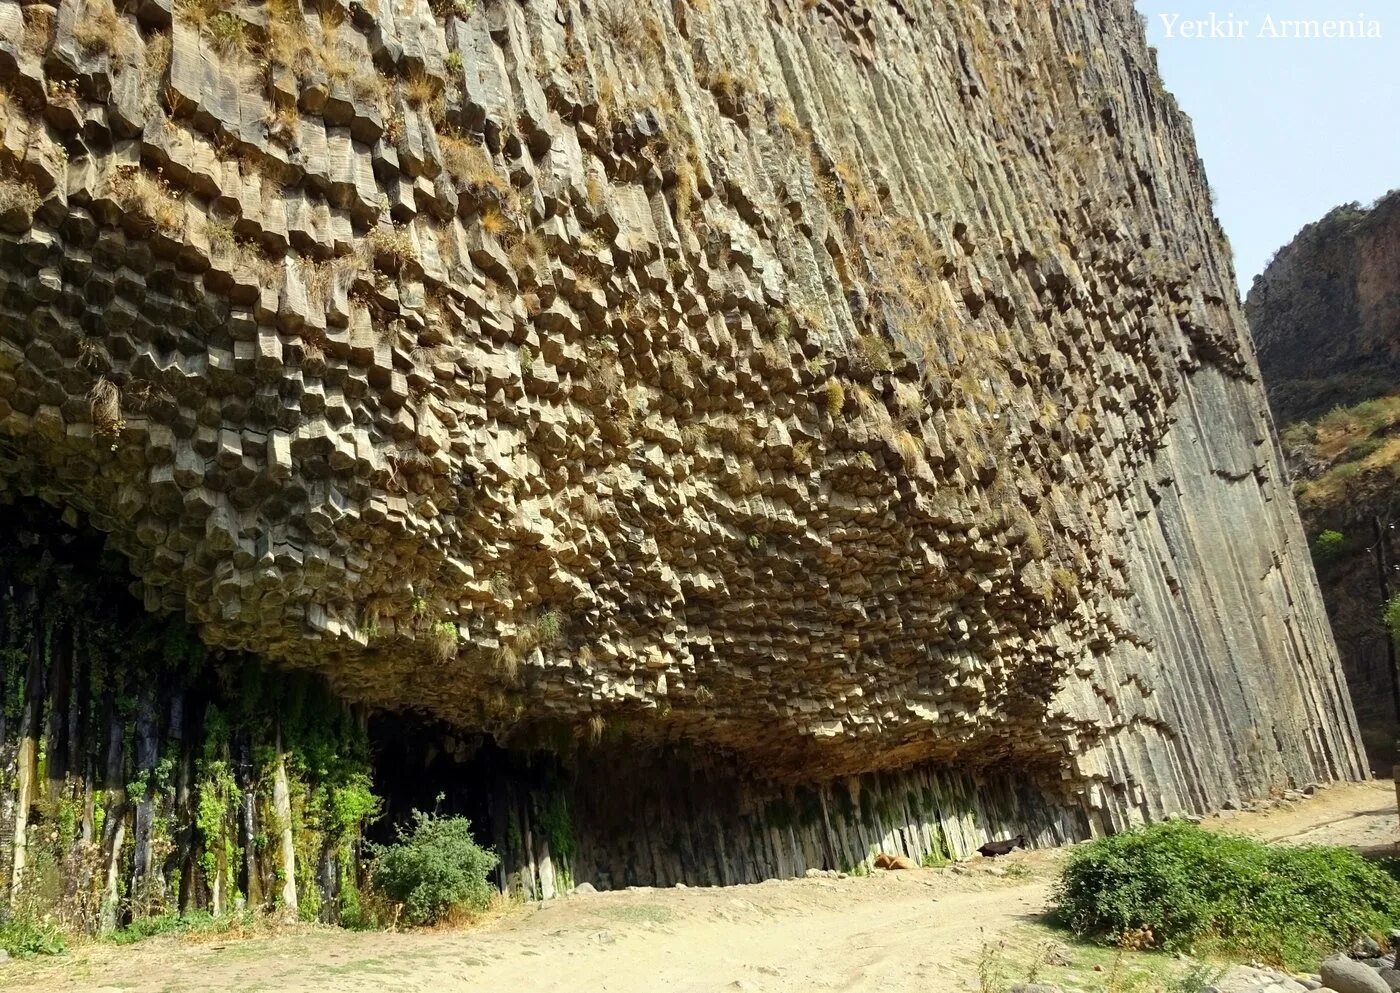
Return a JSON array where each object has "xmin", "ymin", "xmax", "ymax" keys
[{"xmin": 429, "ymin": 620, "xmax": 458, "ymax": 662}]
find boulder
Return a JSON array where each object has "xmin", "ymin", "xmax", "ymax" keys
[
  {"xmin": 873, "ymin": 853, "xmax": 914, "ymax": 870},
  {"xmin": 1320, "ymin": 957, "xmax": 1390, "ymax": 993}
]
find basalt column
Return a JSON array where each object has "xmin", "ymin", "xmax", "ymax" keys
[{"xmin": 0, "ymin": 0, "xmax": 1365, "ymax": 892}]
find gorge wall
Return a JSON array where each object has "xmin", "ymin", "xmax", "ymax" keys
[
  {"xmin": 1249, "ymin": 190, "xmax": 1400, "ymax": 771},
  {"xmin": 0, "ymin": 0, "xmax": 1366, "ymax": 918},
  {"xmin": 1248, "ymin": 190, "xmax": 1400, "ymax": 425}
]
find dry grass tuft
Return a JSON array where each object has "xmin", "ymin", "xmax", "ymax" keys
[
  {"xmin": 107, "ymin": 166, "xmax": 184, "ymax": 234},
  {"xmin": 440, "ymin": 132, "xmax": 510, "ymax": 198},
  {"xmin": 207, "ymin": 11, "xmax": 249, "ymax": 55},
  {"xmin": 405, "ymin": 69, "xmax": 445, "ymax": 118},
  {"xmin": 143, "ymin": 30, "xmax": 172, "ymax": 83},
  {"xmin": 596, "ymin": 1, "xmax": 645, "ymax": 57},
  {"xmin": 892, "ymin": 428, "xmax": 922, "ymax": 465},
  {"xmin": 494, "ymin": 643, "xmax": 520, "ymax": 680},
  {"xmin": 480, "ymin": 206, "xmax": 511, "ymax": 238},
  {"xmin": 824, "ymin": 378, "xmax": 846, "ymax": 418},
  {"xmin": 504, "ymin": 230, "xmax": 546, "ymax": 272},
  {"xmin": 855, "ymin": 333, "xmax": 894, "ymax": 373},
  {"xmin": 89, "ymin": 377, "xmax": 123, "ymax": 436},
  {"xmin": 0, "ymin": 172, "xmax": 41, "ymax": 219},
  {"xmin": 268, "ymin": 0, "xmax": 316, "ymax": 74},
  {"xmin": 74, "ymin": 0, "xmax": 126, "ymax": 57},
  {"xmin": 1013, "ymin": 506, "xmax": 1047, "ymax": 559}
]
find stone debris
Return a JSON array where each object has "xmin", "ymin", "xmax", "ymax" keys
[
  {"xmin": 1214, "ymin": 949, "xmax": 1400, "ymax": 993},
  {"xmin": 872, "ymin": 853, "xmax": 914, "ymax": 870}
]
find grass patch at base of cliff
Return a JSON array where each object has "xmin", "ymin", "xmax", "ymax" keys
[
  {"xmin": 108, "ymin": 910, "xmax": 258, "ymax": 946},
  {"xmin": 1051, "ymin": 821, "xmax": 1400, "ymax": 970}
]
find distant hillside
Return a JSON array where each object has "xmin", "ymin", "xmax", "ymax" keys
[
  {"xmin": 1248, "ymin": 190, "xmax": 1400, "ymax": 425},
  {"xmin": 1252, "ymin": 191, "xmax": 1400, "ymax": 771}
]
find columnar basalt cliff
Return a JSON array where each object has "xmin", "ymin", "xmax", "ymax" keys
[
  {"xmin": 0, "ymin": 0, "xmax": 1365, "ymax": 913},
  {"xmin": 1250, "ymin": 190, "xmax": 1400, "ymax": 771}
]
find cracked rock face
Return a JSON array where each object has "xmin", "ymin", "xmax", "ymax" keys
[
  {"xmin": 1248, "ymin": 190, "xmax": 1400, "ymax": 424},
  {"xmin": 0, "ymin": 0, "xmax": 1364, "ymax": 822}
]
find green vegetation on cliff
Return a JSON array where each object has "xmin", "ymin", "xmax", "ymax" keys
[
  {"xmin": 1282, "ymin": 394, "xmax": 1400, "ymax": 514},
  {"xmin": 0, "ymin": 507, "xmax": 384, "ymax": 944}
]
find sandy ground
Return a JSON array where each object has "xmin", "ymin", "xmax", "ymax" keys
[{"xmin": 5, "ymin": 780, "xmax": 1395, "ymax": 993}]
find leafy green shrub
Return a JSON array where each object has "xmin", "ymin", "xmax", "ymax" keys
[
  {"xmin": 1053, "ymin": 821, "xmax": 1400, "ymax": 968},
  {"xmin": 370, "ymin": 810, "xmax": 498, "ymax": 926},
  {"xmin": 1310, "ymin": 529, "xmax": 1347, "ymax": 567},
  {"xmin": 0, "ymin": 910, "xmax": 66, "ymax": 958},
  {"xmin": 1385, "ymin": 594, "xmax": 1400, "ymax": 645}
]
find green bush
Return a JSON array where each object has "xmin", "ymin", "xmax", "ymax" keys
[
  {"xmin": 1385, "ymin": 594, "xmax": 1400, "ymax": 645},
  {"xmin": 0, "ymin": 911, "xmax": 66, "ymax": 958},
  {"xmin": 1053, "ymin": 821, "xmax": 1400, "ymax": 968},
  {"xmin": 1310, "ymin": 529, "xmax": 1347, "ymax": 567},
  {"xmin": 370, "ymin": 810, "xmax": 499, "ymax": 926}
]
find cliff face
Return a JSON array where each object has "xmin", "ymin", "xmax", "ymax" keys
[
  {"xmin": 1248, "ymin": 190, "xmax": 1400, "ymax": 424},
  {"xmin": 0, "ymin": 0, "xmax": 1364, "ymax": 896},
  {"xmin": 1253, "ymin": 191, "xmax": 1400, "ymax": 771}
]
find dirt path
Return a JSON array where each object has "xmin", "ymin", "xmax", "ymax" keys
[{"xmin": 7, "ymin": 781, "xmax": 1394, "ymax": 993}]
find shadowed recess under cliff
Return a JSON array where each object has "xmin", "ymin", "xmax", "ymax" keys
[{"xmin": 0, "ymin": 0, "xmax": 1366, "ymax": 893}]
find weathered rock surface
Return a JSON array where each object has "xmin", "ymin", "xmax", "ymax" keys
[
  {"xmin": 1249, "ymin": 190, "xmax": 1400, "ymax": 424},
  {"xmin": 0, "ymin": 0, "xmax": 1365, "ymax": 873}
]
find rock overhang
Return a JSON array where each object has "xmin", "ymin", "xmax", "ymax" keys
[{"xmin": 0, "ymin": 0, "xmax": 1365, "ymax": 817}]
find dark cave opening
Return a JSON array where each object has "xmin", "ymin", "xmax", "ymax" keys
[
  {"xmin": 0, "ymin": 495, "xmax": 548, "ymax": 923},
  {"xmin": 0, "ymin": 495, "xmax": 1104, "ymax": 918}
]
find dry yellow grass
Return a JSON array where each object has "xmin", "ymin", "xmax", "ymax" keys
[
  {"xmin": 404, "ymin": 69, "xmax": 444, "ymax": 119},
  {"xmin": 892, "ymin": 428, "xmax": 922, "ymax": 465},
  {"xmin": 107, "ymin": 166, "xmax": 184, "ymax": 233},
  {"xmin": 494, "ymin": 643, "xmax": 520, "ymax": 680},
  {"xmin": 88, "ymin": 377, "xmax": 123, "ymax": 436},
  {"xmin": 1285, "ymin": 394, "xmax": 1400, "ymax": 510},
  {"xmin": 267, "ymin": 0, "xmax": 316, "ymax": 76},
  {"xmin": 367, "ymin": 224, "xmax": 419, "ymax": 269},
  {"xmin": 74, "ymin": 0, "xmax": 126, "ymax": 57},
  {"xmin": 0, "ymin": 173, "xmax": 41, "ymax": 218},
  {"xmin": 824, "ymin": 378, "xmax": 846, "ymax": 417},
  {"xmin": 480, "ymin": 207, "xmax": 510, "ymax": 238},
  {"xmin": 439, "ymin": 133, "xmax": 510, "ymax": 198}
]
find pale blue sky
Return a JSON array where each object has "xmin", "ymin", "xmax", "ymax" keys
[{"xmin": 1132, "ymin": 1, "xmax": 1398, "ymax": 296}]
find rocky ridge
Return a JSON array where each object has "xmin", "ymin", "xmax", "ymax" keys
[
  {"xmin": 1252, "ymin": 192, "xmax": 1400, "ymax": 769},
  {"xmin": 1248, "ymin": 190, "xmax": 1400, "ymax": 425}
]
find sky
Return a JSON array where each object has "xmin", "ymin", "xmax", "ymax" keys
[{"xmin": 1131, "ymin": 1, "xmax": 1399, "ymax": 297}]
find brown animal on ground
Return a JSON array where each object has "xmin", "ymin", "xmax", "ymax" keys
[
  {"xmin": 977, "ymin": 835, "xmax": 1026, "ymax": 858},
  {"xmin": 873, "ymin": 853, "xmax": 915, "ymax": 870}
]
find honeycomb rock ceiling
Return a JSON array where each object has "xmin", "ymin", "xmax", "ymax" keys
[{"xmin": 0, "ymin": 0, "xmax": 1364, "ymax": 809}]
